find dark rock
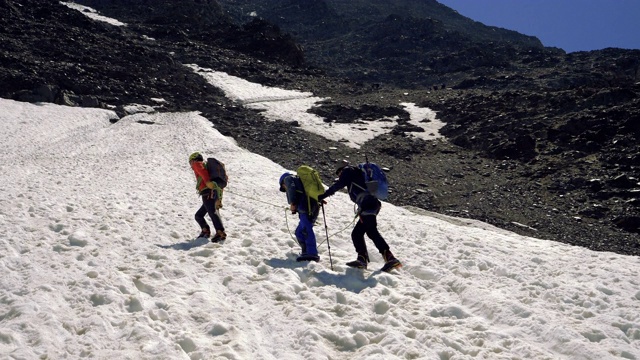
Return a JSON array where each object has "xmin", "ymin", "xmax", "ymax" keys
[
  {"xmin": 613, "ymin": 216, "xmax": 640, "ymax": 233},
  {"xmin": 608, "ymin": 174, "xmax": 638, "ymax": 189}
]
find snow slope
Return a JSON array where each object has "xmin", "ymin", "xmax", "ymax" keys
[{"xmin": 1, "ymin": 98, "xmax": 639, "ymax": 359}]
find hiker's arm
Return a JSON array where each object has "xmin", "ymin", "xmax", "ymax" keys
[
  {"xmin": 283, "ymin": 176, "xmax": 297, "ymax": 204},
  {"xmin": 321, "ymin": 171, "xmax": 349, "ymax": 198},
  {"xmin": 282, "ymin": 176, "xmax": 299, "ymax": 213}
]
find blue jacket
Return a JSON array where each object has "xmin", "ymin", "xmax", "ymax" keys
[{"xmin": 283, "ymin": 175, "xmax": 319, "ymax": 220}]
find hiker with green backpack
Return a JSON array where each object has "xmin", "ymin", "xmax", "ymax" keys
[{"xmin": 279, "ymin": 165, "xmax": 324, "ymax": 262}]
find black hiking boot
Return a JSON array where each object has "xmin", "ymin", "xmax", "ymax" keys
[
  {"xmin": 346, "ymin": 253, "xmax": 369, "ymax": 269},
  {"xmin": 197, "ymin": 228, "xmax": 211, "ymax": 239},
  {"xmin": 381, "ymin": 249, "xmax": 402, "ymax": 272},
  {"xmin": 296, "ymin": 254, "xmax": 320, "ymax": 262},
  {"xmin": 211, "ymin": 230, "xmax": 227, "ymax": 243}
]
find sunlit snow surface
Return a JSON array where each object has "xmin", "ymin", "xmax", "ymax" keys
[
  {"xmin": 1, "ymin": 98, "xmax": 639, "ymax": 359},
  {"xmin": 189, "ymin": 64, "xmax": 444, "ymax": 148},
  {"xmin": 61, "ymin": 2, "xmax": 127, "ymax": 27},
  {"xmin": 4, "ymin": 3, "xmax": 640, "ymax": 359}
]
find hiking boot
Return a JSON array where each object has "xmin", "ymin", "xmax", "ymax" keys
[
  {"xmin": 382, "ymin": 249, "xmax": 396, "ymax": 262},
  {"xmin": 211, "ymin": 230, "xmax": 227, "ymax": 243},
  {"xmin": 381, "ymin": 249, "xmax": 402, "ymax": 272},
  {"xmin": 296, "ymin": 254, "xmax": 320, "ymax": 262},
  {"xmin": 197, "ymin": 228, "xmax": 211, "ymax": 239},
  {"xmin": 346, "ymin": 253, "xmax": 369, "ymax": 269}
]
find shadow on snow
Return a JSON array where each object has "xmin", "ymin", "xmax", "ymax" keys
[
  {"xmin": 156, "ymin": 237, "xmax": 211, "ymax": 251},
  {"xmin": 265, "ymin": 257, "xmax": 379, "ymax": 293}
]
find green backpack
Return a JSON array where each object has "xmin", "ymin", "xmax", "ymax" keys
[{"xmin": 296, "ymin": 165, "xmax": 325, "ymax": 210}]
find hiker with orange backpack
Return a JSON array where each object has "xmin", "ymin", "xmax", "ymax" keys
[
  {"xmin": 189, "ymin": 152, "xmax": 227, "ymax": 242},
  {"xmin": 279, "ymin": 171, "xmax": 320, "ymax": 262}
]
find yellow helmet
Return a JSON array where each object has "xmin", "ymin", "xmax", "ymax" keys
[{"xmin": 189, "ymin": 152, "xmax": 203, "ymax": 162}]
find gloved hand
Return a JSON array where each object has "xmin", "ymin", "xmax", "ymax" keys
[
  {"xmin": 290, "ymin": 204, "xmax": 297, "ymax": 214},
  {"xmin": 206, "ymin": 181, "xmax": 216, "ymax": 190},
  {"xmin": 215, "ymin": 199, "xmax": 223, "ymax": 210},
  {"xmin": 317, "ymin": 193, "xmax": 327, "ymax": 202}
]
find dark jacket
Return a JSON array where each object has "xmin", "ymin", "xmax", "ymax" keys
[
  {"xmin": 323, "ymin": 166, "xmax": 371, "ymax": 206},
  {"xmin": 323, "ymin": 166, "xmax": 381, "ymax": 215}
]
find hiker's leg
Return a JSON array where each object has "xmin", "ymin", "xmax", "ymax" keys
[
  {"xmin": 203, "ymin": 191, "xmax": 224, "ymax": 232},
  {"xmin": 351, "ymin": 220, "xmax": 369, "ymax": 257},
  {"xmin": 361, "ymin": 214, "xmax": 390, "ymax": 254},
  {"xmin": 298, "ymin": 213, "xmax": 318, "ymax": 255},
  {"xmin": 294, "ymin": 221, "xmax": 308, "ymax": 254},
  {"xmin": 195, "ymin": 203, "xmax": 209, "ymax": 230},
  {"xmin": 358, "ymin": 195, "xmax": 389, "ymax": 254}
]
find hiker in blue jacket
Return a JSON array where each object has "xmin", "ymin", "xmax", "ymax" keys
[
  {"xmin": 279, "ymin": 172, "xmax": 320, "ymax": 262},
  {"xmin": 318, "ymin": 163, "xmax": 402, "ymax": 271}
]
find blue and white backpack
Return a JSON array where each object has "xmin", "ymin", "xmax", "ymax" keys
[{"xmin": 358, "ymin": 162, "xmax": 389, "ymax": 200}]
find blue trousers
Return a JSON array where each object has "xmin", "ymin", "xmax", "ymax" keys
[{"xmin": 295, "ymin": 213, "xmax": 318, "ymax": 256}]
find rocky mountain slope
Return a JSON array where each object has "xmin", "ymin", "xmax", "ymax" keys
[
  {"xmin": 217, "ymin": 0, "xmax": 546, "ymax": 87},
  {"xmin": 1, "ymin": 0, "xmax": 638, "ymax": 255}
]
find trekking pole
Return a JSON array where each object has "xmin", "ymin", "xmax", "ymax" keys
[{"xmin": 321, "ymin": 204, "xmax": 333, "ymax": 271}]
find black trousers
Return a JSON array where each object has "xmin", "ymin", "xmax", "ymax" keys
[
  {"xmin": 195, "ymin": 189, "xmax": 224, "ymax": 232},
  {"xmin": 351, "ymin": 195, "xmax": 389, "ymax": 258}
]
